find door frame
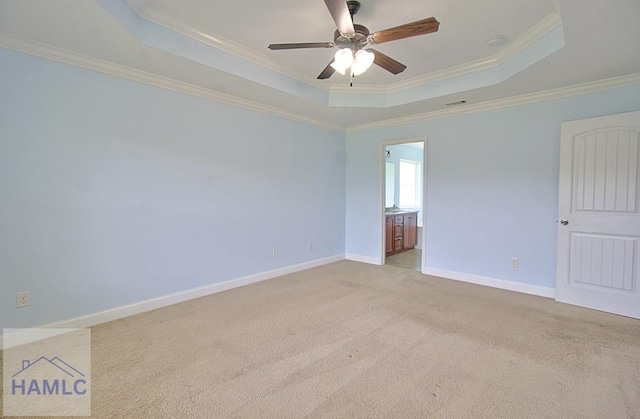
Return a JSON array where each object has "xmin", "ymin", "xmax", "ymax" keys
[{"xmin": 379, "ymin": 137, "xmax": 428, "ymax": 272}]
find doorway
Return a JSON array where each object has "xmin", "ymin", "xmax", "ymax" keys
[{"xmin": 380, "ymin": 138, "xmax": 427, "ymax": 272}]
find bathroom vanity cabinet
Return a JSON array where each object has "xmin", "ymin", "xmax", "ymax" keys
[{"xmin": 385, "ymin": 211, "xmax": 418, "ymax": 256}]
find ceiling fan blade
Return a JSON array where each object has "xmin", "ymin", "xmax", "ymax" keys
[
  {"xmin": 369, "ymin": 17, "xmax": 439, "ymax": 45},
  {"xmin": 324, "ymin": 0, "xmax": 355, "ymax": 36},
  {"xmin": 369, "ymin": 49, "xmax": 407, "ymax": 75},
  {"xmin": 268, "ymin": 42, "xmax": 335, "ymax": 50},
  {"xmin": 317, "ymin": 61, "xmax": 336, "ymax": 79}
]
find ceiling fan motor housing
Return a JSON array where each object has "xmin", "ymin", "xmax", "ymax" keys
[{"xmin": 334, "ymin": 24, "xmax": 370, "ymax": 48}]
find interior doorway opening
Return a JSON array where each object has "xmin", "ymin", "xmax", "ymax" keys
[{"xmin": 381, "ymin": 138, "xmax": 427, "ymax": 273}]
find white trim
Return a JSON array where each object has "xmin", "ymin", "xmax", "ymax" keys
[
  {"xmin": 347, "ymin": 73, "xmax": 640, "ymax": 133},
  {"xmin": 345, "ymin": 254, "xmax": 381, "ymax": 265},
  {"xmin": 420, "ymin": 142, "xmax": 428, "ymax": 271},
  {"xmin": 0, "ymin": 31, "xmax": 344, "ymax": 133},
  {"xmin": 423, "ymin": 266, "xmax": 556, "ymax": 299},
  {"xmin": 0, "ymin": 254, "xmax": 344, "ymax": 349}
]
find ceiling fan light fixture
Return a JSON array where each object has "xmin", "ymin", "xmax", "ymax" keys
[
  {"xmin": 331, "ymin": 48, "xmax": 354, "ymax": 74},
  {"xmin": 351, "ymin": 49, "xmax": 375, "ymax": 76},
  {"xmin": 268, "ymin": 2, "xmax": 440, "ymax": 81}
]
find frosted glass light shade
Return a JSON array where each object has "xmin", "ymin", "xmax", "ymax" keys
[
  {"xmin": 351, "ymin": 49, "xmax": 375, "ymax": 76},
  {"xmin": 330, "ymin": 48, "xmax": 354, "ymax": 75}
]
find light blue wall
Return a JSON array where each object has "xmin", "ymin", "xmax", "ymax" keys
[
  {"xmin": 2, "ymin": 46, "xmax": 639, "ymax": 330},
  {"xmin": 346, "ymin": 85, "xmax": 640, "ymax": 288},
  {"xmin": 0, "ymin": 48, "xmax": 346, "ymax": 330}
]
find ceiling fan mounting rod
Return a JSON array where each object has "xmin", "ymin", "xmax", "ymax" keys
[
  {"xmin": 338, "ymin": 1, "xmax": 361, "ymax": 39},
  {"xmin": 347, "ymin": 1, "xmax": 361, "ymax": 18}
]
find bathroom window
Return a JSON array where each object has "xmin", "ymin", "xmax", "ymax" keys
[{"xmin": 399, "ymin": 159, "xmax": 419, "ymax": 207}]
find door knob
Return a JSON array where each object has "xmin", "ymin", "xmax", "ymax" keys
[{"xmin": 559, "ymin": 219, "xmax": 569, "ymax": 225}]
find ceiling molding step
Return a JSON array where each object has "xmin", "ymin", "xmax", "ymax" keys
[
  {"xmin": 347, "ymin": 73, "xmax": 640, "ymax": 133},
  {"xmin": 329, "ymin": 23, "xmax": 564, "ymax": 108},
  {"xmin": 122, "ymin": 1, "xmax": 564, "ymax": 107},
  {"xmin": 331, "ymin": 57, "xmax": 498, "ymax": 95},
  {"xmin": 0, "ymin": 31, "xmax": 345, "ymax": 133},
  {"xmin": 98, "ymin": 0, "xmax": 328, "ymax": 105},
  {"xmin": 334, "ymin": 12, "xmax": 563, "ymax": 96},
  {"xmin": 124, "ymin": 0, "xmax": 328, "ymax": 92}
]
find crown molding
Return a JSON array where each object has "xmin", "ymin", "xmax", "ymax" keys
[
  {"xmin": 0, "ymin": 31, "xmax": 344, "ymax": 133},
  {"xmin": 3, "ymin": 30, "xmax": 637, "ymax": 136},
  {"xmin": 347, "ymin": 73, "xmax": 640, "ymax": 133},
  {"xmin": 124, "ymin": 0, "xmax": 327, "ymax": 92}
]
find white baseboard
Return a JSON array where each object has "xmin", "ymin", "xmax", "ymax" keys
[
  {"xmin": 345, "ymin": 254, "xmax": 381, "ymax": 265},
  {"xmin": 422, "ymin": 266, "xmax": 556, "ymax": 299},
  {"xmin": 1, "ymin": 254, "xmax": 344, "ymax": 349}
]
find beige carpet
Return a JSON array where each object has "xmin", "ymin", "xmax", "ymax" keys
[{"xmin": 2, "ymin": 261, "xmax": 640, "ymax": 418}]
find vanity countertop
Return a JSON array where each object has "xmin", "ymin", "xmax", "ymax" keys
[{"xmin": 385, "ymin": 209, "xmax": 417, "ymax": 216}]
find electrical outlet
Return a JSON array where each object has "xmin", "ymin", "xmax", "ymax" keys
[
  {"xmin": 511, "ymin": 257, "xmax": 519, "ymax": 269},
  {"xmin": 16, "ymin": 291, "xmax": 30, "ymax": 308},
  {"xmin": 272, "ymin": 248, "xmax": 279, "ymax": 258},
  {"xmin": 307, "ymin": 241, "xmax": 313, "ymax": 251}
]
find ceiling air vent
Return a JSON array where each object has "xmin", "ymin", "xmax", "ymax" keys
[{"xmin": 445, "ymin": 100, "xmax": 467, "ymax": 107}]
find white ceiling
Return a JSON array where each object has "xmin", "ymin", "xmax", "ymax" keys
[{"xmin": 0, "ymin": 0, "xmax": 639, "ymax": 130}]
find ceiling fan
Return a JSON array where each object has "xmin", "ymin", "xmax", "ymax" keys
[{"xmin": 267, "ymin": 0, "xmax": 440, "ymax": 81}]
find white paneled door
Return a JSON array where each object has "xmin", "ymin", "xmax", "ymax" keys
[{"xmin": 556, "ymin": 111, "xmax": 640, "ymax": 319}]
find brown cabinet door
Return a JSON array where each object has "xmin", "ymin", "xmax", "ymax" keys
[
  {"xmin": 403, "ymin": 213, "xmax": 417, "ymax": 249},
  {"xmin": 385, "ymin": 216, "xmax": 394, "ymax": 254},
  {"xmin": 394, "ymin": 237, "xmax": 403, "ymax": 252}
]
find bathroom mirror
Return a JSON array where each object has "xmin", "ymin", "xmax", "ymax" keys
[{"xmin": 385, "ymin": 162, "xmax": 395, "ymax": 207}]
